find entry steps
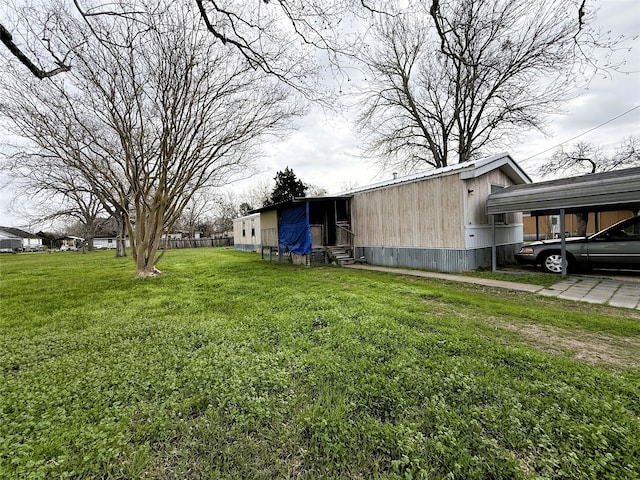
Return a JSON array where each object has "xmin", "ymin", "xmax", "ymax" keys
[{"xmin": 326, "ymin": 246, "xmax": 355, "ymax": 266}]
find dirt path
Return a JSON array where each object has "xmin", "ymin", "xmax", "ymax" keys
[{"xmin": 498, "ymin": 321, "xmax": 640, "ymax": 368}]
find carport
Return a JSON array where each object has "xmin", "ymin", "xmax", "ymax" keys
[{"xmin": 486, "ymin": 167, "xmax": 640, "ymax": 274}]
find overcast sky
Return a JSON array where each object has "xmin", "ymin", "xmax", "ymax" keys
[
  {"xmin": 1, "ymin": 0, "xmax": 638, "ymax": 229},
  {"xmin": 238, "ymin": 0, "xmax": 640, "ymax": 196}
]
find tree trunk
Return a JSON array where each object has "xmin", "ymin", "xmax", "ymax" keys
[
  {"xmin": 115, "ymin": 213, "xmax": 127, "ymax": 258},
  {"xmin": 576, "ymin": 212, "xmax": 589, "ymax": 237},
  {"xmin": 82, "ymin": 216, "xmax": 99, "ymax": 252},
  {"xmin": 135, "ymin": 264, "xmax": 163, "ymax": 278},
  {"xmin": 131, "ymin": 201, "xmax": 167, "ymax": 278},
  {"xmin": 116, "ymin": 238, "xmax": 127, "ymax": 258},
  {"xmin": 134, "ymin": 242, "xmax": 163, "ymax": 278}
]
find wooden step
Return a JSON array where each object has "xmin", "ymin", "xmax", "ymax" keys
[{"xmin": 326, "ymin": 246, "xmax": 355, "ymax": 266}]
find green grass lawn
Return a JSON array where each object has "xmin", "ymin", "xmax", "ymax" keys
[{"xmin": 1, "ymin": 249, "xmax": 639, "ymax": 479}]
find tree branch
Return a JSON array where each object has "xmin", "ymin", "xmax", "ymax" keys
[{"xmin": 0, "ymin": 23, "xmax": 70, "ymax": 78}]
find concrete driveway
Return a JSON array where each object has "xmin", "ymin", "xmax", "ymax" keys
[{"xmin": 538, "ymin": 275, "xmax": 640, "ymax": 309}]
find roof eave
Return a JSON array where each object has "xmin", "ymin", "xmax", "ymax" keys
[
  {"xmin": 249, "ymin": 195, "xmax": 352, "ymax": 214},
  {"xmin": 459, "ymin": 154, "xmax": 532, "ymax": 185}
]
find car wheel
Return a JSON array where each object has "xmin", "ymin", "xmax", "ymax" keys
[{"xmin": 541, "ymin": 252, "xmax": 572, "ymax": 274}]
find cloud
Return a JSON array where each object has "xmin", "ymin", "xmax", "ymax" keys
[{"xmin": 235, "ymin": 108, "xmax": 381, "ymax": 196}]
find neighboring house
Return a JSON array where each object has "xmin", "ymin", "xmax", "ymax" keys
[
  {"xmin": 233, "ymin": 213, "xmax": 261, "ymax": 252},
  {"xmin": 163, "ymin": 232, "xmax": 183, "ymax": 240},
  {"xmin": 58, "ymin": 236, "xmax": 84, "ymax": 250},
  {"xmin": 251, "ymin": 153, "xmax": 531, "ymax": 272},
  {"xmin": 167, "ymin": 230, "xmax": 203, "ymax": 239},
  {"xmin": 0, "ymin": 226, "xmax": 43, "ymax": 251},
  {"xmin": 94, "ymin": 236, "xmax": 131, "ymax": 249}
]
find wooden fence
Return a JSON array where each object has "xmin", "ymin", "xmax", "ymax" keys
[{"xmin": 163, "ymin": 238, "xmax": 233, "ymax": 249}]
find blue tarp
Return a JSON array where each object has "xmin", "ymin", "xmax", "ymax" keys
[{"xmin": 279, "ymin": 204, "xmax": 312, "ymax": 255}]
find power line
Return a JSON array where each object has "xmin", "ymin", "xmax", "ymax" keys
[{"xmin": 522, "ymin": 104, "xmax": 640, "ymax": 161}]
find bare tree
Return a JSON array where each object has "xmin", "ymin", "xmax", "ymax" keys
[
  {"xmin": 210, "ymin": 193, "xmax": 240, "ymax": 236},
  {"xmin": 61, "ymin": 197, "xmax": 103, "ymax": 252},
  {"xmin": 1, "ymin": 145, "xmax": 112, "ymax": 247},
  {"xmin": 238, "ymin": 179, "xmax": 274, "ymax": 212},
  {"xmin": 1, "ymin": 0, "xmax": 372, "ymax": 100},
  {"xmin": 173, "ymin": 189, "xmax": 219, "ymax": 239},
  {"xmin": 539, "ymin": 136, "xmax": 640, "ymax": 177},
  {"xmin": 357, "ymin": 0, "xmax": 621, "ymax": 173},
  {"xmin": 539, "ymin": 141, "xmax": 601, "ymax": 177},
  {"xmin": 538, "ymin": 136, "xmax": 640, "ymax": 235},
  {"xmin": 194, "ymin": 0, "xmax": 339, "ymax": 95},
  {"xmin": 306, "ymin": 183, "xmax": 329, "ymax": 197},
  {"xmin": 0, "ymin": 22, "xmax": 71, "ymax": 78},
  {"xmin": 614, "ymin": 136, "xmax": 640, "ymax": 169},
  {"xmin": 1, "ymin": 1, "xmax": 303, "ymax": 277}
]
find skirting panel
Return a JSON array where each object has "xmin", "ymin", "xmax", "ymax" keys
[
  {"xmin": 234, "ymin": 243, "xmax": 260, "ymax": 253},
  {"xmin": 354, "ymin": 244, "xmax": 521, "ymax": 273}
]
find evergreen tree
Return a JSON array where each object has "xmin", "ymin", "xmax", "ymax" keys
[
  {"xmin": 265, "ymin": 167, "xmax": 307, "ymax": 206},
  {"xmin": 239, "ymin": 202, "xmax": 253, "ymax": 216}
]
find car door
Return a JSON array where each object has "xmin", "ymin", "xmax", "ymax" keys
[{"xmin": 586, "ymin": 217, "xmax": 640, "ymax": 268}]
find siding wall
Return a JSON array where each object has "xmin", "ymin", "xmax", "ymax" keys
[
  {"xmin": 233, "ymin": 213, "xmax": 262, "ymax": 250},
  {"xmin": 351, "ymin": 174, "xmax": 465, "ymax": 249},
  {"xmin": 21, "ymin": 238, "xmax": 43, "ymax": 248},
  {"xmin": 351, "ymin": 170, "xmax": 522, "ymax": 250},
  {"xmin": 351, "ymin": 168, "xmax": 524, "ymax": 272},
  {"xmin": 463, "ymin": 169, "xmax": 522, "ymax": 226},
  {"xmin": 464, "ymin": 224, "xmax": 523, "ymax": 249},
  {"xmin": 260, "ymin": 210, "xmax": 278, "ymax": 247}
]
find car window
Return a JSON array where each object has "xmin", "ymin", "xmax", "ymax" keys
[{"xmin": 608, "ymin": 217, "xmax": 640, "ymax": 240}]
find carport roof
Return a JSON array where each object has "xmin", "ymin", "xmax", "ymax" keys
[{"xmin": 486, "ymin": 167, "xmax": 640, "ymax": 215}]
